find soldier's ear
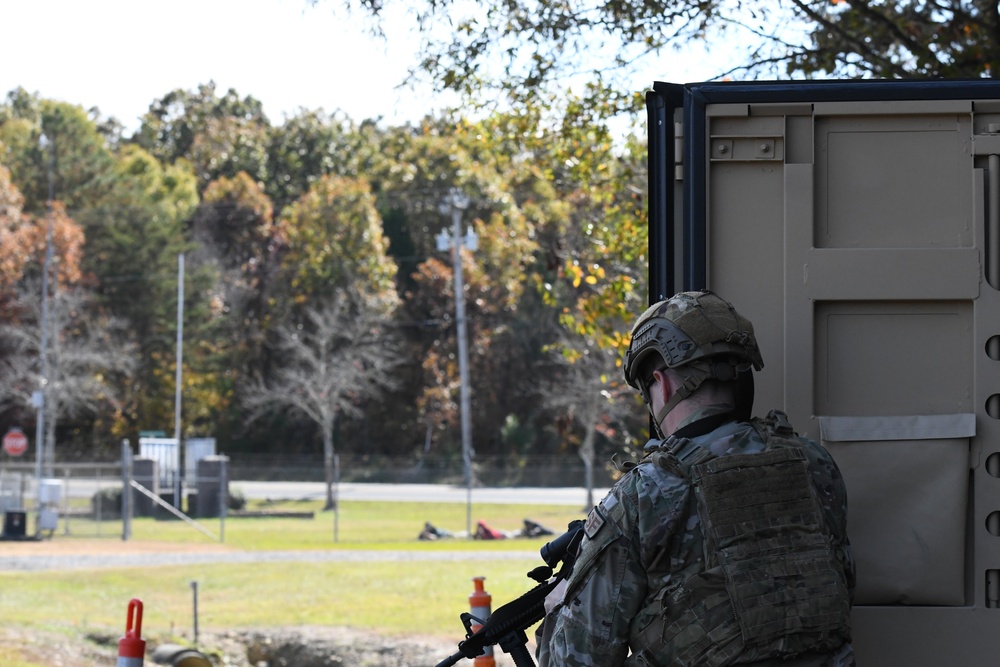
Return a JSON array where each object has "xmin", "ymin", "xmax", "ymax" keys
[{"xmin": 652, "ymin": 369, "xmax": 673, "ymax": 403}]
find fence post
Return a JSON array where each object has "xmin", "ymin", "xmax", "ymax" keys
[
  {"xmin": 96, "ymin": 465, "xmax": 103, "ymax": 536},
  {"xmin": 62, "ymin": 467, "xmax": 70, "ymax": 536},
  {"xmin": 218, "ymin": 456, "xmax": 227, "ymax": 544},
  {"xmin": 121, "ymin": 440, "xmax": 132, "ymax": 542}
]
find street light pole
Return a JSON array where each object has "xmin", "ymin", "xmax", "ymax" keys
[{"xmin": 437, "ymin": 189, "xmax": 476, "ymax": 538}]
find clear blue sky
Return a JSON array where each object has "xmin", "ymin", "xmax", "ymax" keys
[{"xmin": 1, "ymin": 0, "xmax": 741, "ymax": 132}]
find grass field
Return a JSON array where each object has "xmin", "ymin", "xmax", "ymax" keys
[{"xmin": 0, "ymin": 498, "xmax": 588, "ymax": 663}]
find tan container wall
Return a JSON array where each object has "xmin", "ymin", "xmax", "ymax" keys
[
  {"xmin": 820, "ymin": 414, "xmax": 974, "ymax": 605},
  {"xmin": 696, "ymin": 95, "xmax": 1000, "ymax": 664}
]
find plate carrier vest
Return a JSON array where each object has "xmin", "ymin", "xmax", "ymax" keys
[{"xmin": 627, "ymin": 411, "xmax": 852, "ymax": 666}]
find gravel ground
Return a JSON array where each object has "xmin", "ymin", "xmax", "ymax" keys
[{"xmin": 0, "ymin": 547, "xmax": 539, "ymax": 572}]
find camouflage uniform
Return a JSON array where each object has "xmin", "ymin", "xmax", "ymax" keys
[{"xmin": 536, "ymin": 404, "xmax": 855, "ymax": 667}]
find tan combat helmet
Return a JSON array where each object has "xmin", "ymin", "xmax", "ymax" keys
[{"xmin": 623, "ymin": 291, "xmax": 764, "ymax": 431}]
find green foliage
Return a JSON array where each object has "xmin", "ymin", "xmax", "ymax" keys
[
  {"xmin": 134, "ymin": 82, "xmax": 271, "ymax": 189},
  {"xmin": 500, "ymin": 413, "xmax": 536, "ymax": 455},
  {"xmin": 266, "ymin": 108, "xmax": 360, "ymax": 209},
  {"xmin": 0, "ymin": 80, "xmax": 653, "ymax": 466},
  {"xmin": 0, "ymin": 91, "xmax": 117, "ymax": 214},
  {"xmin": 74, "ymin": 143, "xmax": 197, "ymax": 439},
  {"xmin": 278, "ymin": 174, "xmax": 398, "ymax": 301},
  {"xmin": 345, "ymin": 0, "xmax": 1000, "ymax": 123},
  {"xmin": 786, "ymin": 1, "xmax": 1000, "ymax": 78},
  {"xmin": 228, "ymin": 487, "xmax": 247, "ymax": 511}
]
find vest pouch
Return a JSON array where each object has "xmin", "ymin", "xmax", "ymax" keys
[{"xmin": 691, "ymin": 447, "xmax": 851, "ymax": 655}]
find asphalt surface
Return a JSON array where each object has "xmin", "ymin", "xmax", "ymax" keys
[
  {"xmin": 56, "ymin": 479, "xmax": 609, "ymax": 507},
  {"xmin": 235, "ymin": 481, "xmax": 608, "ymax": 506}
]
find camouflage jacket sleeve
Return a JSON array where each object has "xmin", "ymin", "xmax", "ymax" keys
[
  {"xmin": 799, "ymin": 435, "xmax": 857, "ymax": 602},
  {"xmin": 539, "ymin": 464, "xmax": 691, "ymax": 666}
]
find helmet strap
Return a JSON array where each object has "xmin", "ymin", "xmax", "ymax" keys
[{"xmin": 649, "ymin": 366, "xmax": 710, "ymax": 437}]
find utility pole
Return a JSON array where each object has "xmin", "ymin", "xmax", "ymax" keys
[
  {"xmin": 436, "ymin": 189, "xmax": 477, "ymax": 538},
  {"xmin": 174, "ymin": 253, "xmax": 184, "ymax": 508},
  {"xmin": 34, "ymin": 133, "xmax": 56, "ymax": 493}
]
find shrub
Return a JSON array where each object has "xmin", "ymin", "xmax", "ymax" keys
[
  {"xmin": 91, "ymin": 487, "xmax": 123, "ymax": 518},
  {"xmin": 228, "ymin": 487, "xmax": 247, "ymax": 511}
]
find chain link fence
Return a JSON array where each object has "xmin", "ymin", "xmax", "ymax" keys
[
  {"xmin": 0, "ymin": 452, "xmax": 618, "ymax": 540},
  {"xmin": 227, "ymin": 453, "xmax": 619, "ymax": 487},
  {"xmin": 0, "ymin": 461, "xmax": 122, "ymax": 538}
]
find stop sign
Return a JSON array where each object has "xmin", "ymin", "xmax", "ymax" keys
[{"xmin": 3, "ymin": 428, "xmax": 28, "ymax": 457}]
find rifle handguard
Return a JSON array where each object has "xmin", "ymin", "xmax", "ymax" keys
[{"xmin": 435, "ymin": 519, "xmax": 585, "ymax": 667}]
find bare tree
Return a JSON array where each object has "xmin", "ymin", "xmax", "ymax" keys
[
  {"xmin": 0, "ymin": 280, "xmax": 136, "ymax": 471},
  {"xmin": 243, "ymin": 289, "xmax": 404, "ymax": 510},
  {"xmin": 544, "ymin": 336, "xmax": 634, "ymax": 509}
]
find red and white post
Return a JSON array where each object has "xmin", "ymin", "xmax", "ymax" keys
[{"xmin": 117, "ymin": 598, "xmax": 146, "ymax": 667}]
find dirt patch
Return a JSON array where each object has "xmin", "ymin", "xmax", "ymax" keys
[
  {"xmin": 2, "ymin": 627, "xmax": 122, "ymax": 666},
  {"xmin": 3, "ymin": 625, "xmax": 527, "ymax": 667},
  {"xmin": 0, "ymin": 536, "xmax": 232, "ymax": 557}
]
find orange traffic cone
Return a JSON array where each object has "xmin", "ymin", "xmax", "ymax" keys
[
  {"xmin": 469, "ymin": 576, "xmax": 496, "ymax": 667},
  {"xmin": 117, "ymin": 598, "xmax": 145, "ymax": 667}
]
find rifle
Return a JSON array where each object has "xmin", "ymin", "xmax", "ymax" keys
[{"xmin": 435, "ymin": 519, "xmax": 584, "ymax": 667}]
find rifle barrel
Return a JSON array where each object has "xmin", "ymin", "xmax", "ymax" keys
[{"xmin": 434, "ymin": 650, "xmax": 465, "ymax": 667}]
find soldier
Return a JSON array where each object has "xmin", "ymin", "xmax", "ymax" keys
[{"xmin": 537, "ymin": 291, "xmax": 855, "ymax": 666}]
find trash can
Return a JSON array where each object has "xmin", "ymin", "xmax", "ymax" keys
[{"xmin": 2, "ymin": 510, "xmax": 26, "ymax": 538}]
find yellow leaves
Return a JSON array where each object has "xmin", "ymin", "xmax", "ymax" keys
[
  {"xmin": 566, "ymin": 263, "xmax": 584, "ymax": 287},
  {"xmin": 564, "ymin": 261, "xmax": 607, "ymax": 288}
]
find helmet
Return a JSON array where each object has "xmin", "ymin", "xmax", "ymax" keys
[{"xmin": 623, "ymin": 291, "xmax": 764, "ymax": 426}]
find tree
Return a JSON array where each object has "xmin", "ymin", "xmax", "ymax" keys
[
  {"xmin": 191, "ymin": 172, "xmax": 282, "ymax": 361},
  {"xmin": 134, "ymin": 82, "xmax": 271, "ymax": 190},
  {"xmin": 783, "ymin": 1, "xmax": 1000, "ymax": 78},
  {"xmin": 266, "ymin": 108, "xmax": 361, "ymax": 211},
  {"xmin": 247, "ymin": 173, "xmax": 403, "ymax": 507},
  {"xmin": 338, "ymin": 1, "xmax": 1000, "ymax": 119},
  {"xmin": 0, "ymin": 90, "xmax": 117, "ymax": 214},
  {"xmin": 0, "ymin": 92, "xmax": 189, "ymax": 449},
  {"xmin": 276, "ymin": 174, "xmax": 398, "ymax": 303},
  {"xmin": 543, "ymin": 334, "xmax": 638, "ymax": 507},
  {"xmin": 180, "ymin": 173, "xmax": 284, "ymax": 444},
  {"xmin": 0, "ymin": 281, "xmax": 136, "ymax": 469},
  {"xmin": 74, "ymin": 144, "xmax": 198, "ymax": 440},
  {"xmin": 243, "ymin": 290, "xmax": 404, "ymax": 510},
  {"xmin": 0, "ymin": 162, "xmax": 33, "ymax": 305}
]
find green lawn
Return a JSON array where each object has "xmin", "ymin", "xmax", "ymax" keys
[
  {"xmin": 0, "ymin": 499, "xmax": 586, "ymax": 656},
  {"xmin": 125, "ymin": 496, "xmax": 586, "ymax": 550}
]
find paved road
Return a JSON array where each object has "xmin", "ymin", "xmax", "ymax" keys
[
  {"xmin": 234, "ymin": 481, "xmax": 608, "ymax": 507},
  {"xmin": 54, "ymin": 478, "xmax": 607, "ymax": 507}
]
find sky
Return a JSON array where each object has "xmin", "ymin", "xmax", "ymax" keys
[{"xmin": 0, "ymin": 0, "xmax": 745, "ymax": 133}]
